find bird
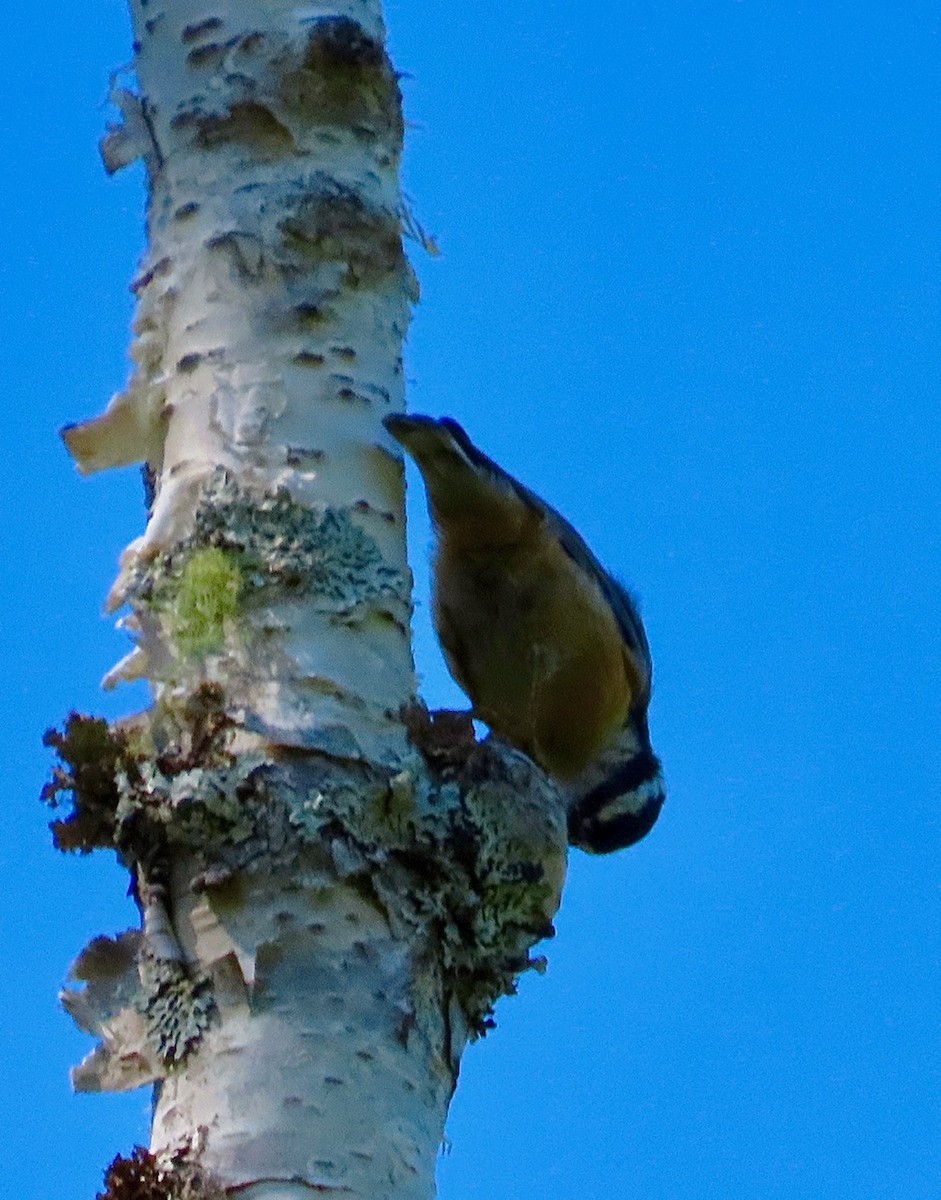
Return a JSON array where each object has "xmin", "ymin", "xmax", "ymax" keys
[{"xmin": 383, "ymin": 412, "xmax": 665, "ymax": 853}]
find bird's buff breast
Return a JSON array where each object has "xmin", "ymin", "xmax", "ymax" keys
[{"xmin": 433, "ymin": 538, "xmax": 631, "ymax": 779}]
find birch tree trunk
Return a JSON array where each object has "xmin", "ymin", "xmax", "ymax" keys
[{"xmin": 47, "ymin": 3, "xmax": 568, "ymax": 1197}]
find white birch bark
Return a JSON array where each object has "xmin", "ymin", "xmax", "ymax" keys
[{"xmin": 52, "ymin": 3, "xmax": 568, "ymax": 1198}]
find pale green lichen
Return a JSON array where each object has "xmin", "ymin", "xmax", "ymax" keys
[
  {"xmin": 171, "ymin": 546, "xmax": 241, "ymax": 654},
  {"xmin": 178, "ymin": 470, "xmax": 404, "ymax": 613},
  {"xmin": 119, "ymin": 471, "xmax": 405, "ymax": 635}
]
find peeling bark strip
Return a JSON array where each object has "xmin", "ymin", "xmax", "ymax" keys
[{"xmin": 55, "ymin": 3, "xmax": 568, "ymax": 1197}]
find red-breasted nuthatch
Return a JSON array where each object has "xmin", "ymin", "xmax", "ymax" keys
[{"xmin": 384, "ymin": 413, "xmax": 665, "ymax": 854}]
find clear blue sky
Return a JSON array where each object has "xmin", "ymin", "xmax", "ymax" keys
[{"xmin": 2, "ymin": 3, "xmax": 938, "ymax": 1197}]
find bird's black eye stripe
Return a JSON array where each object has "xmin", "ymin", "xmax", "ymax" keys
[
  {"xmin": 570, "ymin": 799, "xmax": 663, "ymax": 853},
  {"xmin": 576, "ymin": 750, "xmax": 662, "ymax": 812}
]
